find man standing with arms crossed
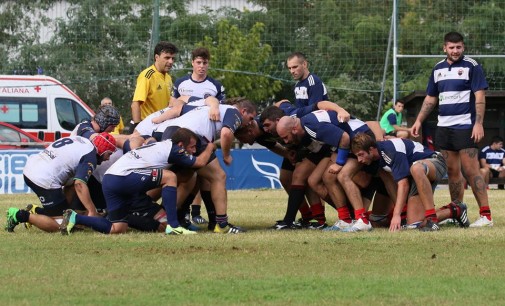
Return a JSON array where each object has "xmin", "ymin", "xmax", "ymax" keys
[
  {"xmin": 411, "ymin": 31, "xmax": 493, "ymax": 227},
  {"xmin": 130, "ymin": 41, "xmax": 178, "ymax": 132}
]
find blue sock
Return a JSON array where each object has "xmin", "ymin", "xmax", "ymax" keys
[
  {"xmin": 75, "ymin": 214, "xmax": 112, "ymax": 234},
  {"xmin": 162, "ymin": 186, "xmax": 179, "ymax": 228}
]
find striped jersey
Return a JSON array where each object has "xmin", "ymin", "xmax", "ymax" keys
[
  {"xmin": 479, "ymin": 146, "xmax": 505, "ymax": 169},
  {"xmin": 377, "ymin": 138, "xmax": 436, "ymax": 182},
  {"xmin": 426, "ymin": 55, "xmax": 488, "ymax": 129}
]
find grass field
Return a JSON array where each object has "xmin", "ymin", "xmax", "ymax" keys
[{"xmin": 1, "ymin": 189, "xmax": 505, "ymax": 305}]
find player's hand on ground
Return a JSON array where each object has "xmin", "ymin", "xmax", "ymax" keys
[{"xmin": 389, "ymin": 215, "xmax": 402, "ymax": 232}]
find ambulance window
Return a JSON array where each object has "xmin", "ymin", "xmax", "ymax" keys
[
  {"xmin": 55, "ymin": 98, "xmax": 78, "ymax": 130},
  {"xmin": 75, "ymin": 102, "xmax": 92, "ymax": 123},
  {"xmin": 0, "ymin": 97, "xmax": 47, "ymax": 129},
  {"xmin": 55, "ymin": 98, "xmax": 92, "ymax": 131},
  {"xmin": 22, "ymin": 104, "xmax": 38, "ymax": 122}
]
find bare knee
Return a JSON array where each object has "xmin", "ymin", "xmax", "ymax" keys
[
  {"xmin": 322, "ymin": 171, "xmax": 336, "ymax": 187},
  {"xmin": 307, "ymin": 173, "xmax": 320, "ymax": 191}
]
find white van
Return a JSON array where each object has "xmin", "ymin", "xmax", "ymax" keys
[{"xmin": 0, "ymin": 75, "xmax": 94, "ymax": 141}]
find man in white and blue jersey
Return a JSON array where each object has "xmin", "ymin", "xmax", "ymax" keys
[
  {"xmin": 59, "ymin": 128, "xmax": 214, "ymax": 236},
  {"xmin": 411, "ymin": 31, "xmax": 493, "ymax": 227},
  {"xmin": 173, "ymin": 47, "xmax": 225, "ymax": 102},
  {"xmin": 479, "ymin": 136, "xmax": 505, "ymax": 188},
  {"xmin": 155, "ymin": 97, "xmax": 256, "ymax": 234},
  {"xmin": 286, "ymin": 52, "xmax": 328, "ymax": 108},
  {"xmin": 5, "ymin": 133, "xmax": 117, "ymax": 233},
  {"xmin": 172, "ymin": 47, "xmax": 225, "ymax": 224},
  {"xmin": 351, "ymin": 133, "xmax": 469, "ymax": 232}
]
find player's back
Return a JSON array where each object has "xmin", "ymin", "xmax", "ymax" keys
[
  {"xmin": 106, "ymin": 141, "xmax": 174, "ymax": 176},
  {"xmin": 24, "ymin": 136, "xmax": 95, "ymax": 188}
]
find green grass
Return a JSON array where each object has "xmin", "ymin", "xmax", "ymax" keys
[{"xmin": 1, "ymin": 189, "xmax": 505, "ymax": 305}]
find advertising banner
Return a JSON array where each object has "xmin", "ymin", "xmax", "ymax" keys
[{"xmin": 0, "ymin": 149, "xmax": 284, "ymax": 194}]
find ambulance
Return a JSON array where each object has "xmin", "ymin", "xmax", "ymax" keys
[{"xmin": 0, "ymin": 75, "xmax": 95, "ymax": 141}]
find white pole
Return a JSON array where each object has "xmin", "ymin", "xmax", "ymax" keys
[{"xmin": 393, "ymin": 0, "xmax": 398, "ymax": 105}]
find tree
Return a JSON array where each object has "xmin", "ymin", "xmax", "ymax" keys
[{"xmin": 201, "ymin": 20, "xmax": 282, "ymax": 103}]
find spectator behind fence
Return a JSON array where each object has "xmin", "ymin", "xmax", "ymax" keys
[
  {"xmin": 479, "ymin": 136, "xmax": 505, "ymax": 189},
  {"xmin": 380, "ymin": 100, "xmax": 410, "ymax": 139},
  {"xmin": 101, "ymin": 97, "xmax": 124, "ymax": 134}
]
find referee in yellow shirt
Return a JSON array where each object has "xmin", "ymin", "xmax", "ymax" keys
[{"xmin": 130, "ymin": 41, "xmax": 178, "ymax": 131}]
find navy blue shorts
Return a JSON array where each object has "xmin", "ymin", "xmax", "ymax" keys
[
  {"xmin": 23, "ymin": 175, "xmax": 68, "ymax": 217},
  {"xmin": 102, "ymin": 170, "xmax": 163, "ymax": 223}
]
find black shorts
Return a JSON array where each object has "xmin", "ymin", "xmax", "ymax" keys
[
  {"xmin": 435, "ymin": 127, "xmax": 478, "ymax": 151},
  {"xmin": 281, "ymin": 157, "xmax": 295, "ymax": 171},
  {"xmin": 306, "ymin": 147, "xmax": 331, "ymax": 165},
  {"xmin": 490, "ymin": 168, "xmax": 500, "ymax": 178}
]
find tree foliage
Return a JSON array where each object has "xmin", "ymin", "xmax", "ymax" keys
[
  {"xmin": 1, "ymin": 0, "xmax": 504, "ymax": 121},
  {"xmin": 201, "ymin": 20, "xmax": 282, "ymax": 102}
]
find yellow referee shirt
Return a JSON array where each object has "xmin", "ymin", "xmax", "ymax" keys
[{"xmin": 132, "ymin": 64, "xmax": 172, "ymax": 120}]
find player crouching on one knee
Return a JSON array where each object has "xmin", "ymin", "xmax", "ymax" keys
[
  {"xmin": 59, "ymin": 128, "xmax": 214, "ymax": 236},
  {"xmin": 351, "ymin": 132, "xmax": 469, "ymax": 232},
  {"xmin": 5, "ymin": 133, "xmax": 117, "ymax": 233}
]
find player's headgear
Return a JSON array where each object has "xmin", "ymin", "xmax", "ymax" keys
[
  {"xmin": 94, "ymin": 105, "xmax": 121, "ymax": 132},
  {"xmin": 92, "ymin": 132, "xmax": 117, "ymax": 156}
]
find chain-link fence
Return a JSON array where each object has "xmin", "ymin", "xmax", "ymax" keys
[{"xmin": 1, "ymin": 0, "xmax": 503, "ymax": 120}]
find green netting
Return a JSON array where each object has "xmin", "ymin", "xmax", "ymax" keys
[{"xmin": 1, "ymin": 0, "xmax": 503, "ymax": 120}]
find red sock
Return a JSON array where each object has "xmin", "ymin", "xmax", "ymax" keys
[
  {"xmin": 425, "ymin": 208, "xmax": 438, "ymax": 223},
  {"xmin": 310, "ymin": 202, "xmax": 326, "ymax": 224},
  {"xmin": 299, "ymin": 202, "xmax": 312, "ymax": 221},
  {"xmin": 365, "ymin": 211, "xmax": 371, "ymax": 219},
  {"xmin": 480, "ymin": 206, "xmax": 492, "ymax": 220},
  {"xmin": 448, "ymin": 202, "xmax": 461, "ymax": 219},
  {"xmin": 354, "ymin": 208, "xmax": 369, "ymax": 224},
  {"xmin": 337, "ymin": 206, "xmax": 352, "ymax": 223}
]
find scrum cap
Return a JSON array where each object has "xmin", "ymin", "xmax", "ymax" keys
[
  {"xmin": 94, "ymin": 105, "xmax": 121, "ymax": 132},
  {"xmin": 92, "ymin": 132, "xmax": 117, "ymax": 156}
]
